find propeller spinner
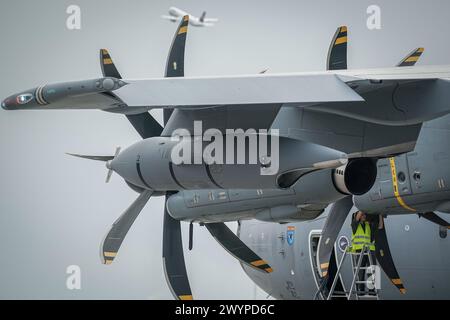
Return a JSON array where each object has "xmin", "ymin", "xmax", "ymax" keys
[{"xmin": 105, "ymin": 146, "xmax": 121, "ymax": 183}]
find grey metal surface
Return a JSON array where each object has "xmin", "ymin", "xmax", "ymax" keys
[
  {"xmin": 100, "ymin": 190, "xmax": 153, "ymax": 264},
  {"xmin": 113, "ymin": 73, "xmax": 364, "ymax": 107},
  {"xmin": 354, "ymin": 114, "xmax": 450, "ymax": 214},
  {"xmin": 316, "ymin": 197, "xmax": 353, "ymax": 277},
  {"xmin": 238, "ymin": 212, "xmax": 450, "ymax": 300},
  {"xmin": 237, "ymin": 113, "xmax": 450, "ymax": 299},
  {"xmin": 162, "ymin": 200, "xmax": 193, "ymax": 300},
  {"xmin": 205, "ymin": 222, "xmax": 273, "ymax": 273}
]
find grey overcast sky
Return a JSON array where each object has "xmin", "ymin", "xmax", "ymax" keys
[{"xmin": 1, "ymin": 0, "xmax": 450, "ymax": 299}]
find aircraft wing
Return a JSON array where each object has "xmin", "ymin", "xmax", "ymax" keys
[
  {"xmin": 341, "ymin": 64, "xmax": 450, "ymax": 80},
  {"xmin": 160, "ymin": 105, "xmax": 282, "ymax": 136},
  {"xmin": 161, "ymin": 15, "xmax": 179, "ymax": 22},
  {"xmin": 2, "ymin": 72, "xmax": 363, "ymax": 111},
  {"xmin": 114, "ymin": 73, "xmax": 364, "ymax": 107},
  {"xmin": 113, "ymin": 65, "xmax": 450, "ymax": 109},
  {"xmin": 5, "ymin": 65, "xmax": 450, "ymax": 112},
  {"xmin": 4, "ymin": 66, "xmax": 450, "ymax": 157}
]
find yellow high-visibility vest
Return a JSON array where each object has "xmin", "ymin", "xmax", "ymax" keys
[{"xmin": 351, "ymin": 221, "xmax": 375, "ymax": 252}]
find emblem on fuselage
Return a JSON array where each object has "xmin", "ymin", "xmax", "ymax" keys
[
  {"xmin": 338, "ymin": 235, "xmax": 349, "ymax": 253},
  {"xmin": 287, "ymin": 226, "xmax": 295, "ymax": 246}
]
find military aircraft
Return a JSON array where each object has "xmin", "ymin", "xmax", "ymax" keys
[
  {"xmin": 3, "ymin": 17, "xmax": 450, "ymax": 300},
  {"xmin": 177, "ymin": 88, "xmax": 450, "ymax": 299},
  {"xmin": 161, "ymin": 7, "xmax": 218, "ymax": 27},
  {"xmin": 237, "ymin": 210, "xmax": 450, "ymax": 299},
  {"xmin": 166, "ymin": 26, "xmax": 450, "ymax": 299}
]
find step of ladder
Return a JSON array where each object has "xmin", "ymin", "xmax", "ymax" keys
[
  {"xmin": 323, "ymin": 245, "xmax": 381, "ymax": 300},
  {"xmin": 356, "ymin": 294, "xmax": 379, "ymax": 300}
]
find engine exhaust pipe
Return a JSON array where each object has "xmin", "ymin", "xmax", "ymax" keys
[{"xmin": 333, "ymin": 158, "xmax": 377, "ymax": 195}]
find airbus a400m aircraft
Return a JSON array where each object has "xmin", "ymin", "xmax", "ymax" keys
[
  {"xmin": 3, "ymin": 17, "xmax": 450, "ymax": 299},
  {"xmin": 161, "ymin": 7, "xmax": 218, "ymax": 27}
]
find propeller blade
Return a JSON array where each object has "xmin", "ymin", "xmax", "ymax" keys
[
  {"xmin": 205, "ymin": 222, "xmax": 274, "ymax": 273},
  {"xmin": 375, "ymin": 215, "xmax": 406, "ymax": 294},
  {"xmin": 113, "ymin": 146, "xmax": 121, "ymax": 157},
  {"xmin": 397, "ymin": 47, "xmax": 424, "ymax": 67},
  {"xmin": 100, "ymin": 49, "xmax": 122, "ymax": 79},
  {"xmin": 327, "ymin": 26, "xmax": 347, "ymax": 70},
  {"xmin": 162, "ymin": 197, "xmax": 193, "ymax": 300},
  {"xmin": 317, "ymin": 196, "xmax": 353, "ymax": 277},
  {"xmin": 99, "ymin": 49, "xmax": 163, "ymax": 139},
  {"xmin": 66, "ymin": 153, "xmax": 114, "ymax": 162},
  {"xmin": 125, "ymin": 113, "xmax": 163, "ymax": 139},
  {"xmin": 101, "ymin": 190, "xmax": 153, "ymax": 264},
  {"xmin": 105, "ymin": 168, "xmax": 114, "ymax": 183},
  {"xmin": 165, "ymin": 15, "xmax": 189, "ymax": 78},
  {"xmin": 164, "ymin": 15, "xmax": 190, "ymax": 125},
  {"xmin": 419, "ymin": 212, "xmax": 450, "ymax": 228},
  {"xmin": 159, "ymin": 18, "xmax": 193, "ymax": 299}
]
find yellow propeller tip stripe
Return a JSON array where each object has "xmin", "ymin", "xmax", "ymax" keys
[
  {"xmin": 335, "ymin": 36, "xmax": 347, "ymax": 45},
  {"xmin": 179, "ymin": 295, "xmax": 193, "ymax": 300},
  {"xmin": 178, "ymin": 26, "xmax": 188, "ymax": 35},
  {"xmin": 104, "ymin": 252, "xmax": 117, "ymax": 257},
  {"xmin": 405, "ymin": 56, "xmax": 420, "ymax": 63},
  {"xmin": 251, "ymin": 260, "xmax": 267, "ymax": 267}
]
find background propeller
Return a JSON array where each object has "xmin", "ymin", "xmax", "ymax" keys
[
  {"xmin": 97, "ymin": 15, "xmax": 193, "ymax": 300},
  {"xmin": 374, "ymin": 216, "xmax": 406, "ymax": 294},
  {"xmin": 160, "ymin": 14, "xmax": 193, "ymax": 300},
  {"xmin": 419, "ymin": 212, "xmax": 450, "ymax": 228},
  {"xmin": 316, "ymin": 25, "xmax": 423, "ymax": 295},
  {"xmin": 67, "ymin": 146, "xmax": 122, "ymax": 183}
]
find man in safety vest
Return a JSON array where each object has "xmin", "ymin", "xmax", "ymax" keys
[{"xmin": 351, "ymin": 211, "xmax": 377, "ymax": 294}]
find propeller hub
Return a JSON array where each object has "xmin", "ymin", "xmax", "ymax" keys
[{"xmin": 105, "ymin": 146, "xmax": 121, "ymax": 183}]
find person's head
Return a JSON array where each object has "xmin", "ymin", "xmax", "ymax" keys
[{"xmin": 355, "ymin": 211, "xmax": 366, "ymax": 222}]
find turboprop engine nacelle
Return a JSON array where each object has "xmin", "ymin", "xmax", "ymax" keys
[
  {"xmin": 109, "ymin": 135, "xmax": 350, "ymax": 191},
  {"xmin": 166, "ymin": 163, "xmax": 378, "ymax": 224},
  {"xmin": 109, "ymin": 136, "xmax": 377, "ymax": 195}
]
